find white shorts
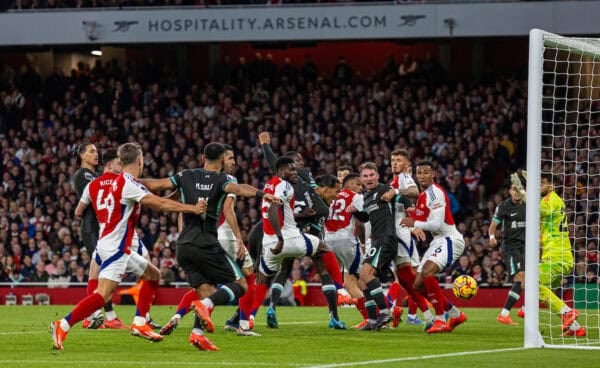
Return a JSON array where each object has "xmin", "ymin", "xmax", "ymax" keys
[
  {"xmin": 395, "ymin": 228, "xmax": 420, "ymax": 267},
  {"xmin": 417, "ymin": 236, "xmax": 465, "ymax": 273},
  {"xmin": 325, "ymin": 236, "xmax": 363, "ymax": 275},
  {"xmin": 97, "ymin": 246, "xmax": 149, "ymax": 283},
  {"xmin": 260, "ymin": 233, "xmax": 320, "ymax": 276},
  {"xmin": 219, "ymin": 238, "xmax": 254, "ymax": 270}
]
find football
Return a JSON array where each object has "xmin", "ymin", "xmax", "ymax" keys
[{"xmin": 452, "ymin": 275, "xmax": 479, "ymax": 300}]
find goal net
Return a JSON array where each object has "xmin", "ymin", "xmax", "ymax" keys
[{"xmin": 526, "ymin": 29, "xmax": 600, "ymax": 349}]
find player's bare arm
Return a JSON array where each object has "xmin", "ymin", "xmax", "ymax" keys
[
  {"xmin": 223, "ymin": 195, "xmax": 245, "ymax": 260},
  {"xmin": 488, "ymin": 220, "xmax": 499, "ymax": 247},
  {"xmin": 141, "ymin": 194, "xmax": 207, "ymax": 215},
  {"xmin": 224, "ymin": 182, "xmax": 281, "ymax": 204},
  {"xmin": 267, "ymin": 202, "xmax": 284, "ymax": 255},
  {"xmin": 74, "ymin": 201, "xmax": 89, "ymax": 218},
  {"xmin": 139, "ymin": 177, "xmax": 175, "ymax": 193}
]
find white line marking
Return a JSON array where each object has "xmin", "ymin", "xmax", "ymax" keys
[
  {"xmin": 0, "ymin": 360, "xmax": 295, "ymax": 367},
  {"xmin": 0, "ymin": 331, "xmax": 47, "ymax": 335},
  {"xmin": 303, "ymin": 347, "xmax": 527, "ymax": 368}
]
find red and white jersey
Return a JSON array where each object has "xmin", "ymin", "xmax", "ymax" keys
[
  {"xmin": 98, "ymin": 173, "xmax": 151, "ymax": 254},
  {"xmin": 411, "ymin": 183, "xmax": 462, "ymax": 240},
  {"xmin": 217, "ymin": 193, "xmax": 237, "ymax": 241},
  {"xmin": 325, "ymin": 189, "xmax": 364, "ymax": 240},
  {"xmin": 262, "ymin": 176, "xmax": 299, "ymax": 239},
  {"xmin": 390, "ymin": 172, "xmax": 417, "ymax": 191},
  {"xmin": 80, "ymin": 171, "xmax": 119, "ymax": 235}
]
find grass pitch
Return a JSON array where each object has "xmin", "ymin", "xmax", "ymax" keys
[{"xmin": 0, "ymin": 305, "xmax": 597, "ymax": 367}]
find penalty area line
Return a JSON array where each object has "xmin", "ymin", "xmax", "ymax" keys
[{"xmin": 303, "ymin": 347, "xmax": 526, "ymax": 368}]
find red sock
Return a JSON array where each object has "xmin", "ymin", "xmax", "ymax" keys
[
  {"xmin": 239, "ymin": 273, "xmax": 256, "ymax": 320},
  {"xmin": 397, "ymin": 266, "xmax": 430, "ymax": 312},
  {"xmin": 355, "ymin": 297, "xmax": 368, "ymax": 319},
  {"xmin": 387, "ymin": 281, "xmax": 401, "ymax": 303},
  {"xmin": 176, "ymin": 289, "xmax": 199, "ymax": 317},
  {"xmin": 321, "ymin": 251, "xmax": 343, "ymax": 289},
  {"xmin": 136, "ymin": 280, "xmax": 158, "ymax": 318},
  {"xmin": 252, "ymin": 283, "xmax": 270, "ymax": 316},
  {"xmin": 65, "ymin": 293, "xmax": 105, "ymax": 326},
  {"xmin": 423, "ymin": 275, "xmax": 446, "ymax": 315},
  {"xmin": 87, "ymin": 279, "xmax": 98, "ymax": 296},
  {"xmin": 408, "ymin": 297, "xmax": 418, "ymax": 314}
]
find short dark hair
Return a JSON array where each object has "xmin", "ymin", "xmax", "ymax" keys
[
  {"xmin": 118, "ymin": 143, "xmax": 142, "ymax": 166},
  {"xmin": 416, "ymin": 160, "xmax": 434, "ymax": 169},
  {"xmin": 223, "ymin": 144, "xmax": 233, "ymax": 151},
  {"xmin": 342, "ymin": 172, "xmax": 360, "ymax": 187},
  {"xmin": 337, "ymin": 165, "xmax": 353, "ymax": 173},
  {"xmin": 275, "ymin": 156, "xmax": 295, "ymax": 171},
  {"xmin": 541, "ymin": 173, "xmax": 553, "ymax": 184},
  {"xmin": 359, "ymin": 162, "xmax": 378, "ymax": 173},
  {"xmin": 316, "ymin": 175, "xmax": 339, "ymax": 188},
  {"xmin": 204, "ymin": 142, "xmax": 226, "ymax": 161},
  {"xmin": 102, "ymin": 148, "xmax": 119, "ymax": 165},
  {"xmin": 391, "ymin": 149, "xmax": 409, "ymax": 159}
]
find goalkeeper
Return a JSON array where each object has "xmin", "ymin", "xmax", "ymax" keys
[{"xmin": 538, "ymin": 174, "xmax": 585, "ymax": 337}]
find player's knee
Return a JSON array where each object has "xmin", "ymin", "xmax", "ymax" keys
[{"xmin": 143, "ymin": 263, "xmax": 161, "ymax": 281}]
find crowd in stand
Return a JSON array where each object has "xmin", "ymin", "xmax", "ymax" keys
[{"xmin": 0, "ymin": 49, "xmax": 597, "ymax": 290}]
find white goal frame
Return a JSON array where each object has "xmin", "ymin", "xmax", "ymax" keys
[{"xmin": 526, "ymin": 28, "xmax": 600, "ymax": 350}]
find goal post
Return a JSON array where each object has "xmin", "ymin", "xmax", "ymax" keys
[{"xmin": 526, "ymin": 28, "xmax": 600, "ymax": 349}]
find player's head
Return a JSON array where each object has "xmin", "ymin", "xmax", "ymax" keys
[
  {"xmin": 204, "ymin": 142, "xmax": 226, "ymax": 163},
  {"xmin": 337, "ymin": 165, "xmax": 353, "ymax": 184},
  {"xmin": 118, "ymin": 142, "xmax": 143, "ymax": 175},
  {"xmin": 342, "ymin": 172, "xmax": 362, "ymax": 193},
  {"xmin": 391, "ymin": 149, "xmax": 410, "ymax": 175},
  {"xmin": 276, "ymin": 156, "xmax": 298, "ymax": 183},
  {"xmin": 315, "ymin": 175, "xmax": 341, "ymax": 204},
  {"xmin": 102, "ymin": 147, "xmax": 121, "ymax": 174},
  {"xmin": 415, "ymin": 160, "xmax": 435, "ymax": 189},
  {"xmin": 76, "ymin": 142, "xmax": 98, "ymax": 169},
  {"xmin": 222, "ymin": 144, "xmax": 235, "ymax": 175},
  {"xmin": 540, "ymin": 173, "xmax": 554, "ymax": 196},
  {"xmin": 284, "ymin": 151, "xmax": 304, "ymax": 168},
  {"xmin": 359, "ymin": 162, "xmax": 380, "ymax": 190},
  {"xmin": 509, "ymin": 185, "xmax": 523, "ymax": 203}
]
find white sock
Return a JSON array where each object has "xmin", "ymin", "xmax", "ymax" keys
[
  {"xmin": 448, "ymin": 306, "xmax": 460, "ymax": 318},
  {"xmin": 172, "ymin": 313, "xmax": 182, "ymax": 321},
  {"xmin": 201, "ymin": 298, "xmax": 215, "ymax": 310},
  {"xmin": 133, "ymin": 316, "xmax": 146, "ymax": 326},
  {"xmin": 105, "ymin": 310, "xmax": 117, "ymax": 321},
  {"xmin": 501, "ymin": 308, "xmax": 510, "ymax": 317},
  {"xmin": 570, "ymin": 321, "xmax": 581, "ymax": 331},
  {"xmin": 60, "ymin": 319, "xmax": 70, "ymax": 332},
  {"xmin": 407, "ymin": 314, "xmax": 417, "ymax": 319},
  {"xmin": 240, "ymin": 320, "xmax": 250, "ymax": 330},
  {"xmin": 192, "ymin": 328, "xmax": 204, "ymax": 335},
  {"xmin": 422, "ymin": 310, "xmax": 433, "ymax": 322},
  {"xmin": 560, "ymin": 306, "xmax": 572, "ymax": 315},
  {"xmin": 435, "ymin": 314, "xmax": 445, "ymax": 321}
]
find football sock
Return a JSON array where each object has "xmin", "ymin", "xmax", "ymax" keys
[
  {"xmin": 175, "ymin": 289, "xmax": 199, "ymax": 319},
  {"xmin": 321, "ymin": 251, "xmax": 344, "ymax": 289},
  {"xmin": 397, "ymin": 266, "xmax": 430, "ymax": 312},
  {"xmin": 423, "ymin": 275, "xmax": 446, "ymax": 316},
  {"xmin": 239, "ymin": 273, "xmax": 256, "ymax": 320},
  {"xmin": 355, "ymin": 297, "xmax": 369, "ymax": 319},
  {"xmin": 252, "ymin": 283, "xmax": 270, "ymax": 315},
  {"xmin": 269, "ymin": 282, "xmax": 284, "ymax": 309},
  {"xmin": 502, "ymin": 281, "xmax": 522, "ymax": 315},
  {"xmin": 65, "ymin": 292, "xmax": 105, "ymax": 328},
  {"xmin": 209, "ymin": 283, "xmax": 245, "ymax": 306},
  {"xmin": 135, "ymin": 280, "xmax": 158, "ymax": 319},
  {"xmin": 366, "ymin": 279, "xmax": 388, "ymax": 312},
  {"xmin": 363, "ymin": 289, "xmax": 378, "ymax": 321},
  {"xmin": 321, "ymin": 274, "xmax": 339, "ymax": 320}
]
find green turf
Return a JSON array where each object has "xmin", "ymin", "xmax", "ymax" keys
[{"xmin": 0, "ymin": 305, "xmax": 598, "ymax": 367}]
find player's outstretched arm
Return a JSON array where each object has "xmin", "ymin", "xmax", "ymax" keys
[
  {"xmin": 139, "ymin": 178, "xmax": 175, "ymax": 194},
  {"xmin": 141, "ymin": 194, "xmax": 206, "ymax": 215},
  {"xmin": 223, "ymin": 195, "xmax": 245, "ymax": 260},
  {"xmin": 224, "ymin": 182, "xmax": 280, "ymax": 203},
  {"xmin": 268, "ymin": 203, "xmax": 284, "ymax": 255}
]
